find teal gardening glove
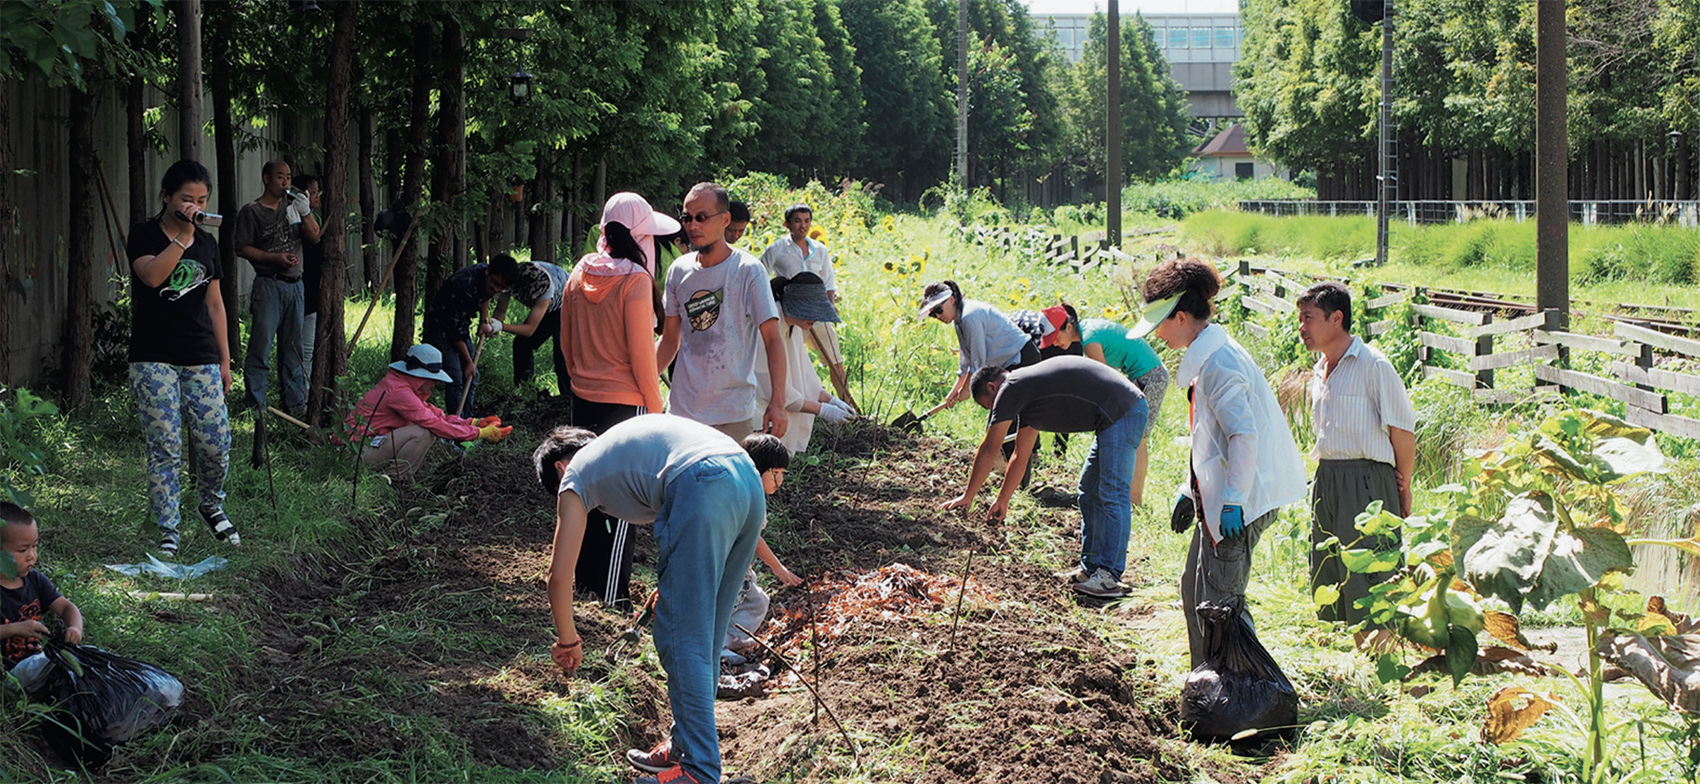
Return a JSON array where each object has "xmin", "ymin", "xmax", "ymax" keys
[{"xmin": 1219, "ymin": 505, "xmax": 1246, "ymax": 539}]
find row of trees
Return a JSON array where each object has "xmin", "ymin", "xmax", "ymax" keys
[
  {"xmin": 1236, "ymin": 0, "xmax": 1700, "ymax": 202},
  {"xmin": 1, "ymin": 0, "xmax": 1193, "ymax": 416}
]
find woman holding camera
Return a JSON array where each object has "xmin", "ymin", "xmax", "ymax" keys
[{"xmin": 125, "ymin": 159, "xmax": 239, "ymax": 556}]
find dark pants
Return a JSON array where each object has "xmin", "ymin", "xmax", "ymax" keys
[
  {"xmin": 1311, "ymin": 459, "xmax": 1403, "ymax": 626},
  {"xmin": 571, "ymin": 393, "xmax": 646, "ymax": 610},
  {"xmin": 430, "ymin": 338, "xmax": 477, "ymax": 418},
  {"xmin": 513, "ymin": 308, "xmax": 569, "ymax": 394},
  {"xmin": 1182, "ymin": 509, "xmax": 1276, "ymax": 669}
]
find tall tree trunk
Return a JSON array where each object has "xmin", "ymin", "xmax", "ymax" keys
[
  {"xmin": 175, "ymin": 0, "xmax": 202, "ymax": 161},
  {"xmin": 358, "ymin": 106, "xmax": 377, "ymax": 288},
  {"xmin": 529, "ymin": 159, "xmax": 552, "ymax": 263},
  {"xmin": 207, "ymin": 0, "xmax": 242, "ymax": 367},
  {"xmin": 0, "ymin": 80, "xmax": 12, "ymax": 385},
  {"xmin": 447, "ymin": 23, "xmax": 467, "ymax": 274},
  {"xmin": 389, "ymin": 23, "xmax": 432, "ymax": 363},
  {"xmin": 308, "ymin": 0, "xmax": 357, "ymax": 424},
  {"xmin": 425, "ymin": 110, "xmax": 449, "ymax": 299},
  {"xmin": 383, "ymin": 126, "xmax": 401, "ymax": 207},
  {"xmin": 66, "ymin": 87, "xmax": 98, "ymax": 409},
  {"xmin": 126, "ymin": 19, "xmax": 150, "ymax": 226}
]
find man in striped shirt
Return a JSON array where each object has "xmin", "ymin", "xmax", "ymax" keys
[{"xmin": 1298, "ymin": 282, "xmax": 1417, "ymax": 626}]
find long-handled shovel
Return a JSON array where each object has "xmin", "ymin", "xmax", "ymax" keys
[
  {"xmin": 453, "ymin": 333, "xmax": 488, "ymax": 418},
  {"xmin": 888, "ymin": 400, "xmax": 951, "ymax": 433}
]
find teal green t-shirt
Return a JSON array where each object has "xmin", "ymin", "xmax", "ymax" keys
[{"xmin": 1080, "ymin": 318, "xmax": 1162, "ymax": 379}]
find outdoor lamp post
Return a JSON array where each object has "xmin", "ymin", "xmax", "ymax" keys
[{"xmin": 510, "ymin": 70, "xmax": 533, "ymax": 107}]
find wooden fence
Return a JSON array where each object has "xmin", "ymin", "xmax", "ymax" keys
[{"xmin": 1229, "ymin": 261, "xmax": 1700, "ymax": 441}]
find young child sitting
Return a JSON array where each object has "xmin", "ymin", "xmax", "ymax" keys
[{"xmin": 1, "ymin": 503, "xmax": 85, "ymax": 693}]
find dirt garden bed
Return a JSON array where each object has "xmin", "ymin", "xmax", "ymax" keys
[{"xmin": 147, "ymin": 416, "xmax": 1248, "ymax": 783}]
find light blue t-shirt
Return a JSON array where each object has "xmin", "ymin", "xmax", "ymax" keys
[
  {"xmin": 955, "ymin": 299, "xmax": 1031, "ymax": 375},
  {"xmin": 1080, "ymin": 318, "xmax": 1162, "ymax": 379},
  {"xmin": 557, "ymin": 414, "xmax": 749, "ymax": 524}
]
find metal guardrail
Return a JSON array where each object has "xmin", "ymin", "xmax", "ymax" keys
[{"xmin": 1237, "ymin": 200, "xmax": 1700, "ymax": 228}]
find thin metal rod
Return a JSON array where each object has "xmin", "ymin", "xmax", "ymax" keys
[
  {"xmin": 734, "ymin": 623, "xmax": 859, "ymax": 770},
  {"xmin": 948, "ymin": 548, "xmax": 976, "ymax": 652}
]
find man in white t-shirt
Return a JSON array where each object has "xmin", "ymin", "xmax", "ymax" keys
[
  {"xmin": 760, "ymin": 203, "xmax": 856, "ymax": 411},
  {"xmin": 656, "ymin": 182, "xmax": 789, "ymax": 440}
]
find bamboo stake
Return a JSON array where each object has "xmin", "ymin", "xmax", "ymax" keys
[
  {"xmin": 454, "ymin": 333, "xmax": 486, "ymax": 417},
  {"xmin": 267, "ymin": 406, "xmax": 312, "ymax": 431},
  {"xmin": 948, "ymin": 548, "xmax": 976, "ymax": 653},
  {"xmin": 347, "ymin": 215, "xmax": 420, "ymax": 350},
  {"xmin": 734, "ymin": 623, "xmax": 859, "ymax": 770}
]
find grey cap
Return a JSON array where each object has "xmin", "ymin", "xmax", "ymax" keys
[{"xmin": 773, "ymin": 272, "xmax": 840, "ymax": 324}]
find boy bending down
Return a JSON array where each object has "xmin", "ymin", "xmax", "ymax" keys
[{"xmin": 536, "ymin": 415, "xmax": 762, "ymax": 784}]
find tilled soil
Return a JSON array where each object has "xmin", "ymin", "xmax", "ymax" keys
[{"xmin": 159, "ymin": 417, "xmax": 1238, "ymax": 782}]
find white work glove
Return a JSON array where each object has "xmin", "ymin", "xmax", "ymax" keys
[
  {"xmin": 485, "ymin": 318, "xmax": 504, "ymax": 335},
  {"xmin": 826, "ymin": 394, "xmax": 854, "ymax": 413},
  {"xmin": 817, "ymin": 401, "xmax": 853, "ymax": 424},
  {"xmin": 291, "ymin": 190, "xmax": 312, "ymax": 219},
  {"xmin": 285, "ymin": 204, "xmax": 302, "ymax": 225}
]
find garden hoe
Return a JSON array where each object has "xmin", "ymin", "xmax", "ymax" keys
[{"xmin": 889, "ymin": 400, "xmax": 951, "ymax": 433}]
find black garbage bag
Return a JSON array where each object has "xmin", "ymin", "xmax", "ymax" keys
[
  {"xmin": 1180, "ymin": 600, "xmax": 1297, "ymax": 744},
  {"xmin": 30, "ymin": 636, "xmax": 184, "ymax": 767}
]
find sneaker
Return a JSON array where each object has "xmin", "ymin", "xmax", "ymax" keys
[
  {"xmin": 200, "ymin": 508, "xmax": 241, "ymax": 547},
  {"xmin": 631, "ymin": 765, "xmax": 698, "ymax": 784},
  {"xmin": 159, "ymin": 528, "xmax": 181, "ymax": 557},
  {"xmin": 626, "ymin": 739, "xmax": 680, "ymax": 774},
  {"xmin": 1073, "ymin": 568, "xmax": 1128, "ymax": 598}
]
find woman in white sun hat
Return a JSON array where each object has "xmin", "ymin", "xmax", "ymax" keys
[
  {"xmin": 559, "ymin": 191, "xmax": 681, "ymax": 611},
  {"xmin": 1131, "ymin": 258, "xmax": 1304, "ymax": 668},
  {"xmin": 344, "ymin": 343, "xmax": 513, "ymax": 481}
]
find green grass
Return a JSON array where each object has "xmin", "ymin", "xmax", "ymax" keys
[{"xmin": 7, "ymin": 182, "xmax": 1700, "ymax": 781}]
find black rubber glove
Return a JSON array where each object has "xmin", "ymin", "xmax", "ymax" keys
[{"xmin": 1170, "ymin": 495, "xmax": 1196, "ymax": 533}]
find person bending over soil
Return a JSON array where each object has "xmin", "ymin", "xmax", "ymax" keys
[
  {"xmin": 344, "ymin": 344, "xmax": 512, "ymax": 481},
  {"xmin": 944, "ymin": 356, "xmax": 1148, "ymax": 599},
  {"xmin": 537, "ymin": 416, "xmax": 764, "ymax": 784}
]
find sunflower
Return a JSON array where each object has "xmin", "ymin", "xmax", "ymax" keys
[{"xmin": 809, "ymin": 226, "xmax": 827, "ymax": 242}]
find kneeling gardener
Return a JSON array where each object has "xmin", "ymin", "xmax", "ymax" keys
[
  {"xmin": 944, "ymin": 355, "xmax": 1148, "ymax": 598},
  {"xmin": 537, "ymin": 415, "xmax": 763, "ymax": 784}
]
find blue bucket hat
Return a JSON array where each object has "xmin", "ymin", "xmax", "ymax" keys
[{"xmin": 391, "ymin": 344, "xmax": 453, "ymax": 383}]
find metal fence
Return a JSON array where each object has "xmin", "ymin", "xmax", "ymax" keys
[{"xmin": 1236, "ymin": 199, "xmax": 1700, "ymax": 228}]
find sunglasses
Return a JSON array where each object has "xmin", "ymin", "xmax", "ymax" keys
[
  {"xmin": 928, "ymin": 304, "xmax": 946, "ymax": 319},
  {"xmin": 678, "ymin": 209, "xmax": 726, "ymax": 224}
]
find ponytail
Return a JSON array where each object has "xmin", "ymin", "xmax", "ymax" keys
[{"xmin": 603, "ymin": 221, "xmax": 648, "ymax": 269}]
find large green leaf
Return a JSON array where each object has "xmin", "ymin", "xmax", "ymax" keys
[
  {"xmin": 1462, "ymin": 496, "xmax": 1559, "ymax": 614},
  {"xmin": 0, "ymin": 551, "xmax": 15, "ymax": 581},
  {"xmin": 1580, "ymin": 410, "xmax": 1652, "ymax": 443},
  {"xmin": 1524, "ymin": 526, "xmax": 1635, "ymax": 611},
  {"xmin": 1590, "ymin": 436, "xmax": 1666, "ymax": 482},
  {"xmin": 1447, "ymin": 624, "xmax": 1479, "ymax": 687},
  {"xmin": 1532, "ymin": 437, "xmax": 1591, "ymax": 484}
]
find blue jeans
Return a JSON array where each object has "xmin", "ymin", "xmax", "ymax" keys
[
  {"xmin": 1076, "ymin": 398, "xmax": 1148, "ymax": 578},
  {"xmin": 652, "ymin": 455, "xmax": 765, "ymax": 783},
  {"xmin": 244, "ymin": 276, "xmax": 306, "ymax": 411},
  {"xmin": 130, "ymin": 363, "xmax": 230, "ymax": 536},
  {"xmin": 431, "ymin": 338, "xmax": 477, "ymax": 418}
]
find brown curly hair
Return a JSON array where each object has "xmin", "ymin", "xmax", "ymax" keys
[{"xmin": 1142, "ymin": 258, "xmax": 1220, "ymax": 321}]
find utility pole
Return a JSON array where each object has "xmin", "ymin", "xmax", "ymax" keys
[
  {"xmin": 175, "ymin": 0, "xmax": 202, "ymax": 160},
  {"xmin": 1534, "ymin": 0, "xmax": 1568, "ymax": 317},
  {"xmin": 1106, "ymin": 0, "xmax": 1122, "ymax": 247},
  {"xmin": 1374, "ymin": 0, "xmax": 1393, "ymax": 265},
  {"xmin": 956, "ymin": 0, "xmax": 968, "ymax": 186}
]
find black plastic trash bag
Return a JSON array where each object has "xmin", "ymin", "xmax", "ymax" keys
[
  {"xmin": 1180, "ymin": 600, "xmax": 1297, "ymax": 744},
  {"xmin": 30, "ymin": 636, "xmax": 184, "ymax": 767}
]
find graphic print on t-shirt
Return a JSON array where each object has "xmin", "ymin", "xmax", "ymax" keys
[
  {"xmin": 1, "ymin": 595, "xmax": 42, "ymax": 665},
  {"xmin": 162, "ymin": 258, "xmax": 210, "ymax": 301},
  {"xmin": 685, "ymin": 288, "xmax": 724, "ymax": 332}
]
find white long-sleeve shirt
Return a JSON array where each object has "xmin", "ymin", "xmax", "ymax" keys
[{"xmin": 1174, "ymin": 323, "xmax": 1306, "ymax": 542}]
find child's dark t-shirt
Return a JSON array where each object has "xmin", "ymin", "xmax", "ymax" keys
[{"xmin": 1, "ymin": 571, "xmax": 63, "ymax": 668}]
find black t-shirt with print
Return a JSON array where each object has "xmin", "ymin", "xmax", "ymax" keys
[
  {"xmin": 127, "ymin": 218, "xmax": 225, "ymax": 366},
  {"xmin": 1, "ymin": 570, "xmax": 63, "ymax": 668}
]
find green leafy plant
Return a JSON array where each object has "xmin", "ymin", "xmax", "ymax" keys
[
  {"xmin": 1329, "ymin": 408, "xmax": 1682, "ymax": 779},
  {"xmin": 0, "ymin": 387, "xmax": 58, "ymax": 580}
]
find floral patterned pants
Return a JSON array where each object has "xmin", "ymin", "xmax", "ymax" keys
[{"xmin": 129, "ymin": 363, "xmax": 229, "ymax": 535}]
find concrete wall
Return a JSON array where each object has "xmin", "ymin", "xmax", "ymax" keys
[{"xmin": 2, "ymin": 77, "xmax": 369, "ymax": 388}]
